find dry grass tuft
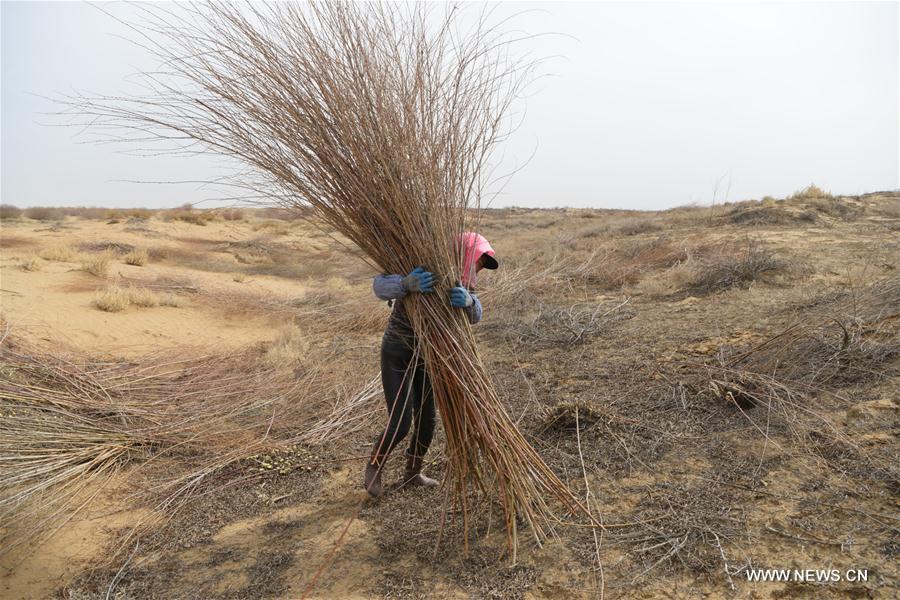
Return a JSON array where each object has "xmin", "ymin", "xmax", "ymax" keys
[
  {"xmin": 94, "ymin": 286, "xmax": 131, "ymax": 312},
  {"xmin": 158, "ymin": 293, "xmax": 183, "ymax": 307},
  {"xmin": 18, "ymin": 255, "xmax": 43, "ymax": 272},
  {"xmin": 81, "ymin": 253, "xmax": 111, "ymax": 277},
  {"xmin": 127, "ymin": 286, "xmax": 159, "ymax": 308},
  {"xmin": 93, "ymin": 285, "xmax": 175, "ymax": 311},
  {"xmin": 123, "ymin": 248, "xmax": 149, "ymax": 266},
  {"xmin": 788, "ymin": 183, "xmax": 833, "ymax": 201},
  {"xmin": 38, "ymin": 245, "xmax": 79, "ymax": 262},
  {"xmin": 264, "ymin": 324, "xmax": 310, "ymax": 368}
]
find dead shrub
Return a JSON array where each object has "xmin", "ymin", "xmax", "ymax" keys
[
  {"xmin": 578, "ymin": 224, "xmax": 609, "ymax": 239},
  {"xmin": 0, "ymin": 205, "xmax": 22, "ymax": 220},
  {"xmin": 724, "ymin": 276, "xmax": 899, "ymax": 389},
  {"xmin": 213, "ymin": 236, "xmax": 282, "ymax": 262},
  {"xmin": 572, "ymin": 238, "xmax": 719, "ymax": 291},
  {"xmin": 665, "ymin": 275, "xmax": 899, "ymax": 478},
  {"xmin": 538, "ymin": 399, "xmax": 606, "ymax": 434},
  {"xmin": 686, "ymin": 242, "xmax": 782, "ymax": 295},
  {"xmin": 79, "ymin": 241, "xmax": 135, "ymax": 255},
  {"xmin": 220, "ymin": 208, "xmax": 247, "ymax": 221},
  {"xmin": 23, "ymin": 207, "xmax": 62, "ymax": 221},
  {"xmin": 615, "ymin": 480, "xmax": 750, "ymax": 581},
  {"xmin": 616, "ymin": 219, "xmax": 663, "ymax": 236},
  {"xmin": 804, "ymin": 197, "xmax": 862, "ymax": 220},
  {"xmin": 634, "ymin": 259, "xmax": 701, "ymax": 297},
  {"xmin": 728, "ymin": 205, "xmax": 798, "ymax": 226},
  {"xmin": 64, "ymin": 207, "xmax": 106, "ymax": 219},
  {"xmin": 125, "ymin": 208, "xmax": 152, "ymax": 220},
  {"xmin": 505, "ymin": 300, "xmax": 633, "ymax": 349},
  {"xmin": 164, "ymin": 207, "xmax": 217, "ymax": 225}
]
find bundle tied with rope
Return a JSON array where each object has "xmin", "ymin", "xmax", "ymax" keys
[{"xmin": 70, "ymin": 2, "xmax": 592, "ymax": 556}]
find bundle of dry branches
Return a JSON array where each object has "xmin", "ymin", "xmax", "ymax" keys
[{"xmin": 69, "ymin": 3, "xmax": 588, "ymax": 554}]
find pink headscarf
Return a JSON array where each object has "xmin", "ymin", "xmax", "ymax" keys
[{"xmin": 457, "ymin": 232, "xmax": 496, "ymax": 289}]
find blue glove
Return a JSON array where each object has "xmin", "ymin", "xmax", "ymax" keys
[
  {"xmin": 449, "ymin": 286, "xmax": 473, "ymax": 308},
  {"xmin": 401, "ymin": 266, "xmax": 434, "ymax": 293}
]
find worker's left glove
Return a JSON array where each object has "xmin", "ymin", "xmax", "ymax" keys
[{"xmin": 449, "ymin": 286, "xmax": 474, "ymax": 308}]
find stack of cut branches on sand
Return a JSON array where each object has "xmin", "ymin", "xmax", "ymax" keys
[
  {"xmin": 0, "ymin": 331, "xmax": 374, "ymax": 555},
  {"xmin": 70, "ymin": 3, "xmax": 591, "ymax": 555}
]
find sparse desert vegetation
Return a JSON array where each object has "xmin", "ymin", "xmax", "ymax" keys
[
  {"xmin": 17, "ymin": 255, "xmax": 43, "ymax": 272},
  {"xmin": 80, "ymin": 253, "xmax": 111, "ymax": 277},
  {"xmin": 122, "ymin": 247, "xmax": 149, "ymax": 266},
  {"xmin": 38, "ymin": 245, "xmax": 79, "ymax": 263},
  {"xmin": 1, "ymin": 190, "xmax": 898, "ymax": 598}
]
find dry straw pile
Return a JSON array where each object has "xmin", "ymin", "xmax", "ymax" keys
[{"xmin": 71, "ymin": 3, "xmax": 589, "ymax": 555}]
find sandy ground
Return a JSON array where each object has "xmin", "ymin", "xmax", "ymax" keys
[
  {"xmin": 1, "ymin": 194, "xmax": 898, "ymax": 599},
  {"xmin": 0, "ymin": 217, "xmax": 361, "ymax": 355}
]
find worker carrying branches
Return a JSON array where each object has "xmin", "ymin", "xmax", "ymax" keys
[{"xmin": 364, "ymin": 232, "xmax": 499, "ymax": 497}]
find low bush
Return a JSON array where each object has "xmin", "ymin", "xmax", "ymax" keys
[
  {"xmin": 686, "ymin": 242, "xmax": 783, "ymax": 295},
  {"xmin": 616, "ymin": 220, "xmax": 662, "ymax": 236},
  {"xmin": 788, "ymin": 184, "xmax": 833, "ymax": 201},
  {"xmin": 23, "ymin": 207, "xmax": 62, "ymax": 221},
  {"xmin": 0, "ymin": 205, "xmax": 22, "ymax": 220}
]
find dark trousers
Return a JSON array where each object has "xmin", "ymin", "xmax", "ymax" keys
[{"xmin": 375, "ymin": 334, "xmax": 436, "ymax": 459}]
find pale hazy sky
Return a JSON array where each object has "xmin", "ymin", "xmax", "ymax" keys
[{"xmin": 2, "ymin": 1, "xmax": 898, "ymax": 210}]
